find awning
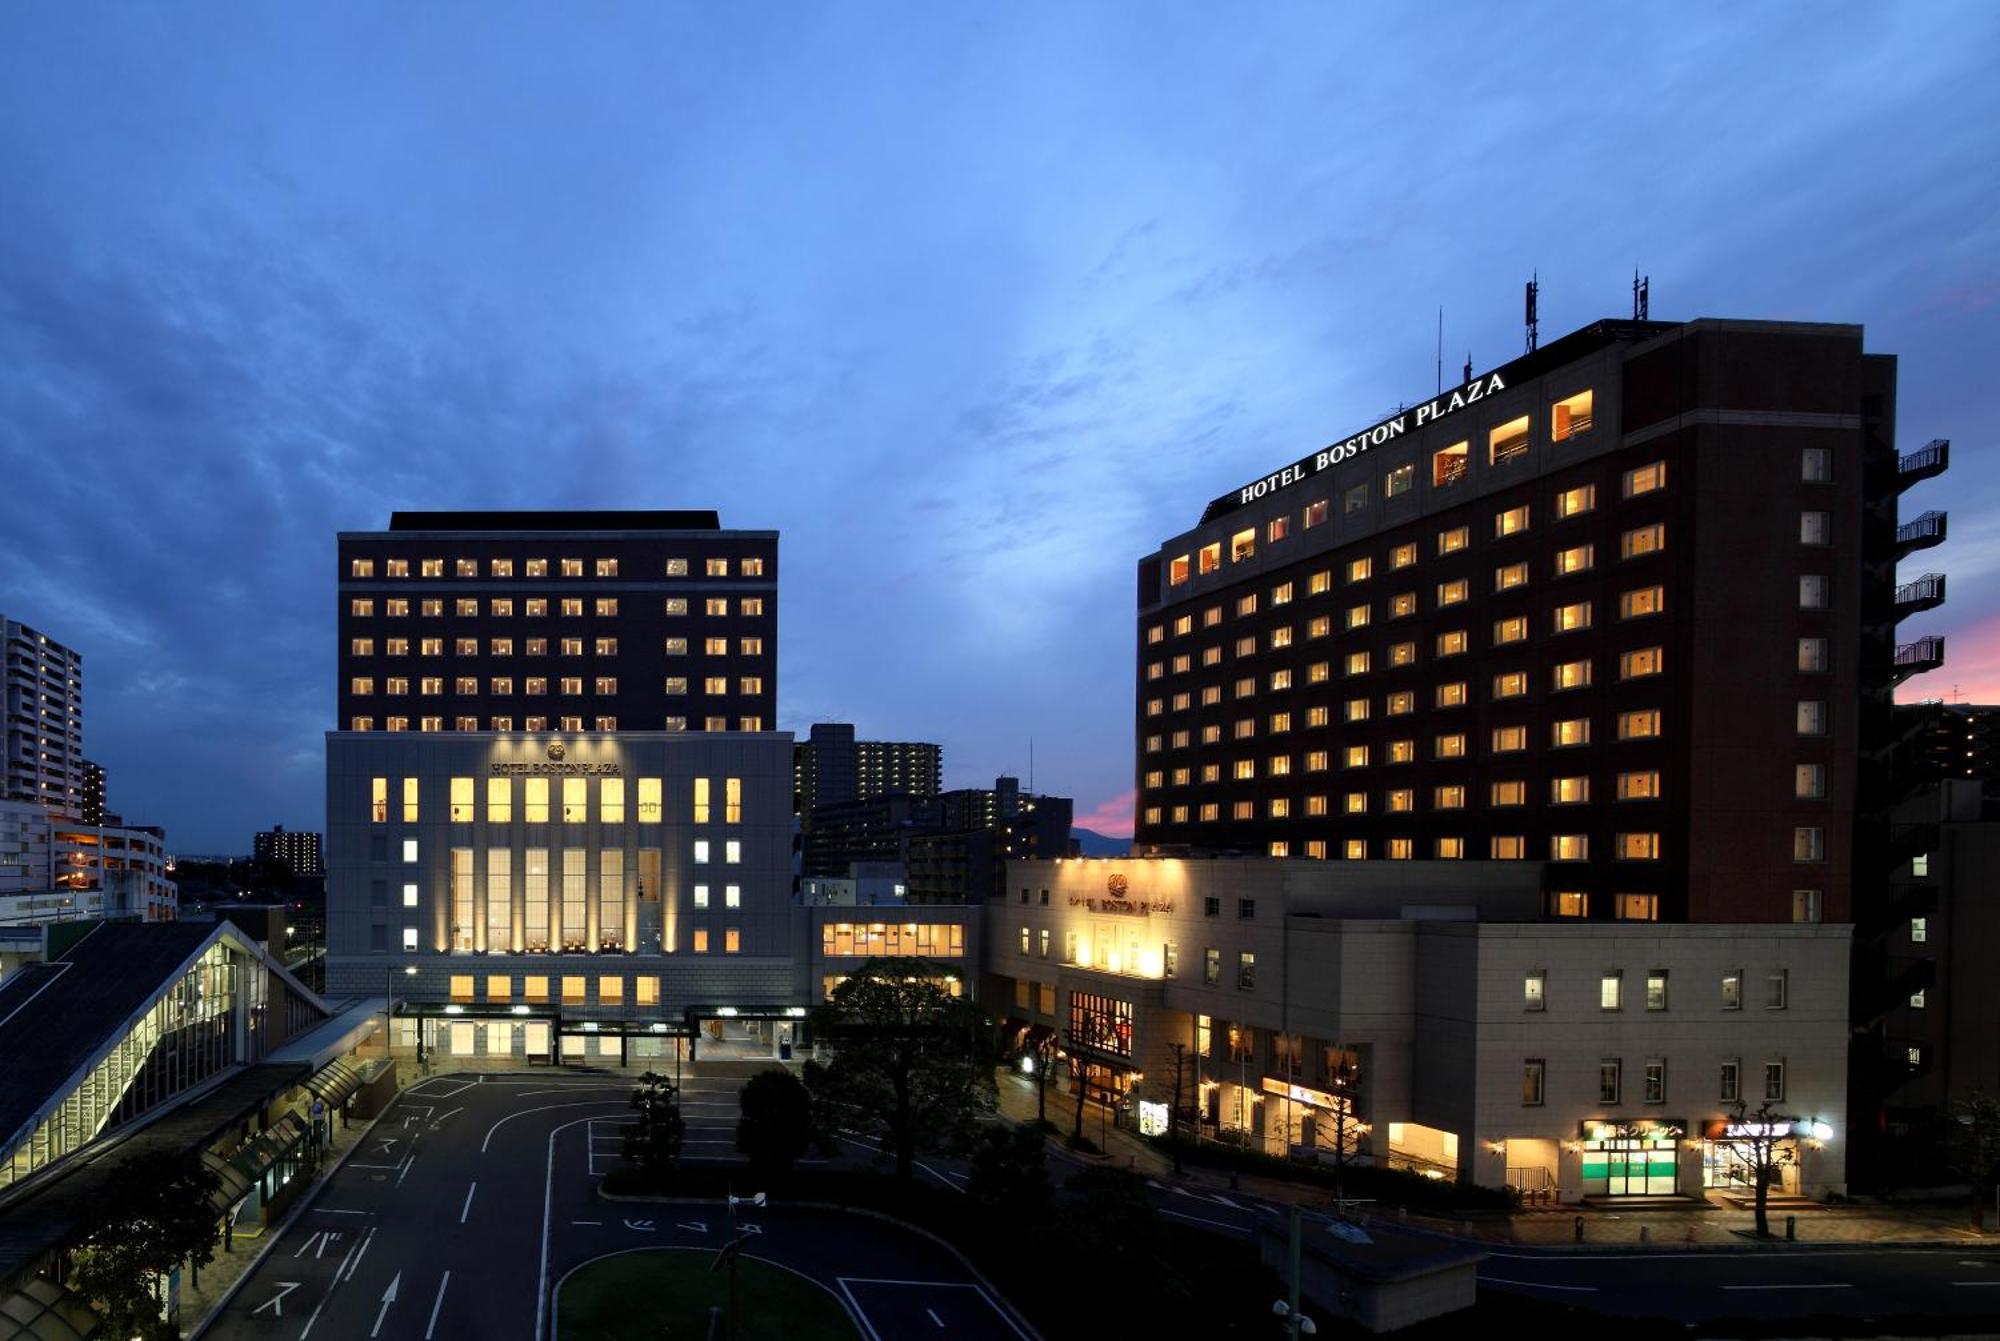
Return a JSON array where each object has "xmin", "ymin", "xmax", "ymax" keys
[
  {"xmin": 304, "ymin": 1059, "xmax": 369, "ymax": 1109},
  {"xmin": 201, "ymin": 1113, "xmax": 308, "ymax": 1215},
  {"xmin": 0, "ymin": 1275, "xmax": 100, "ymax": 1340}
]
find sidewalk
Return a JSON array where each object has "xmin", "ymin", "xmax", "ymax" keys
[
  {"xmin": 993, "ymin": 1071, "xmax": 1997, "ymax": 1250},
  {"xmin": 177, "ymin": 1055, "xmax": 421, "ymax": 1335}
]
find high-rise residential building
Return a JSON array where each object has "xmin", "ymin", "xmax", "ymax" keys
[
  {"xmin": 254, "ymin": 824, "xmax": 325, "ymax": 878},
  {"xmin": 80, "ymin": 760, "xmax": 107, "ymax": 827},
  {"xmin": 1132, "ymin": 318, "xmax": 1943, "ymax": 930},
  {"xmin": 0, "ymin": 800, "xmax": 176, "ymax": 925},
  {"xmin": 1, "ymin": 617, "xmax": 83, "ymax": 819},
  {"xmin": 793, "ymin": 722, "xmax": 942, "ymax": 819},
  {"xmin": 1890, "ymin": 701, "xmax": 2000, "ymax": 795},
  {"xmin": 336, "ymin": 511, "xmax": 777, "ymax": 736}
]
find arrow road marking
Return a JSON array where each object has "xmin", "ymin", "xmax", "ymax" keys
[
  {"xmin": 740, "ymin": 1224, "xmax": 762, "ymax": 1235},
  {"xmin": 371, "ymin": 1272, "xmax": 401, "ymax": 1338},
  {"xmin": 623, "ymin": 1219, "xmax": 656, "ymax": 1232},
  {"xmin": 374, "ymin": 1137, "xmax": 400, "ymax": 1157},
  {"xmin": 676, "ymin": 1222, "xmax": 708, "ymax": 1234},
  {"xmin": 253, "ymin": 1282, "xmax": 300, "ymax": 1317}
]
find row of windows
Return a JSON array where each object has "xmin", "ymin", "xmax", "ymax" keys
[
  {"xmin": 1147, "ymin": 712, "xmax": 1670, "ymax": 770},
  {"xmin": 1142, "ymin": 765, "xmax": 1822, "ymax": 813},
  {"xmin": 347, "ymin": 596, "xmax": 767, "ymax": 618},
  {"xmin": 1145, "ymin": 635, "xmax": 1836, "ymax": 719},
  {"xmin": 1548, "ymin": 890, "xmax": 1823, "ymax": 924},
  {"xmin": 349, "ymin": 676, "xmax": 765, "ymax": 697},
  {"xmin": 1164, "ymin": 445, "xmax": 1833, "ymax": 600},
  {"xmin": 349, "ymin": 635, "xmax": 766, "ymax": 657},
  {"xmin": 370, "ymin": 775, "xmax": 745, "ymax": 825},
  {"xmin": 1148, "ymin": 701, "xmax": 1831, "ymax": 754},
  {"xmin": 349, "ymin": 715, "xmax": 764, "ymax": 733},
  {"xmin": 1167, "ymin": 513, "xmax": 1675, "ymax": 611},
  {"xmin": 1166, "ymin": 444, "xmax": 1654, "ymax": 588},
  {"xmin": 1154, "ymin": 642, "xmax": 1669, "ymax": 692},
  {"xmin": 349, "ymin": 556, "xmax": 766, "ymax": 579},
  {"xmin": 820, "ymin": 922, "xmax": 967, "ymax": 958},
  {"xmin": 1524, "ymin": 967, "xmax": 1792, "ymax": 1013},
  {"xmin": 1132, "ymin": 821, "xmax": 1828, "ymax": 869},
  {"xmin": 1521, "ymin": 1057, "xmax": 1789, "ymax": 1107},
  {"xmin": 1147, "ymin": 589, "xmax": 1667, "ymax": 694}
]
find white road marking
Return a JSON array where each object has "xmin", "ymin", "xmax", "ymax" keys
[
  {"xmin": 253, "ymin": 1282, "xmax": 300, "ymax": 1316},
  {"xmin": 460, "ymin": 1182, "xmax": 478, "ymax": 1223},
  {"xmin": 1721, "ymin": 1283, "xmax": 1853, "ymax": 1291},
  {"xmin": 396, "ymin": 1152, "xmax": 417, "ymax": 1187},
  {"xmin": 371, "ymin": 1271, "xmax": 400, "ymax": 1337},
  {"xmin": 344, "ymin": 1228, "xmax": 376, "ymax": 1281},
  {"xmin": 429, "ymin": 1107, "xmax": 463, "ymax": 1124},
  {"xmin": 1954, "ymin": 1281, "xmax": 2000, "ymax": 1286},
  {"xmin": 538, "ymin": 1115, "xmax": 613, "ymax": 1341},
  {"xmin": 1482, "ymin": 1276, "xmax": 1599, "ymax": 1292},
  {"xmin": 677, "ymin": 1221, "xmax": 709, "ymax": 1233},
  {"xmin": 572, "ymin": 1220, "xmax": 603, "ymax": 1226},
  {"xmin": 484, "ymin": 1099, "xmax": 632, "ymax": 1153},
  {"xmin": 425, "ymin": 1270, "xmax": 451, "ymax": 1339},
  {"xmin": 624, "ymin": 1218, "xmax": 657, "ymax": 1232},
  {"xmin": 835, "ymin": 1280, "xmax": 1032, "ymax": 1341},
  {"xmin": 928, "ymin": 1307, "xmax": 945, "ymax": 1327},
  {"xmin": 315, "ymin": 1208, "xmax": 369, "ymax": 1215},
  {"xmin": 1160, "ymin": 1208, "xmax": 1251, "ymax": 1233}
]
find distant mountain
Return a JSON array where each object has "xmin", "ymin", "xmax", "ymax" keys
[{"xmin": 1070, "ymin": 827, "xmax": 1131, "ymax": 858}]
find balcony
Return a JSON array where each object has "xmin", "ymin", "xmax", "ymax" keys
[
  {"xmin": 1893, "ymin": 635, "xmax": 1945, "ymax": 682},
  {"xmin": 1894, "ymin": 510, "xmax": 1948, "ymax": 560},
  {"xmin": 1894, "ymin": 573, "xmax": 1947, "ymax": 622},
  {"xmin": 1897, "ymin": 438, "xmax": 1949, "ymax": 491}
]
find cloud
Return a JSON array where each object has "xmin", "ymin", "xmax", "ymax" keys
[{"xmin": 1076, "ymin": 789, "xmax": 1136, "ymax": 839}]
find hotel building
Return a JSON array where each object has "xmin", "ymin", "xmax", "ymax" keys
[
  {"xmin": 1133, "ymin": 318, "xmax": 1946, "ymax": 927},
  {"xmin": 988, "ymin": 857, "xmax": 1849, "ymax": 1200},
  {"xmin": 325, "ymin": 512, "xmax": 978, "ymax": 1061},
  {"xmin": 338, "ymin": 510, "xmax": 776, "ymax": 736}
]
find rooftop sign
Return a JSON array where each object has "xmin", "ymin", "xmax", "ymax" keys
[{"xmin": 1200, "ymin": 369, "xmax": 1507, "ymax": 524}]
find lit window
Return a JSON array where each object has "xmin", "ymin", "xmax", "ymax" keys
[
  {"xmin": 1303, "ymin": 500, "xmax": 1329, "ymax": 529},
  {"xmin": 1553, "ymin": 601, "xmax": 1593, "ymax": 633},
  {"xmin": 1552, "ymin": 718, "xmax": 1591, "ymax": 748},
  {"xmin": 1793, "ymin": 827, "xmax": 1824, "ymax": 862},
  {"xmin": 1437, "ymin": 526, "xmax": 1469, "ymax": 555},
  {"xmin": 1495, "ymin": 505, "xmax": 1530, "ymax": 537},
  {"xmin": 1495, "ymin": 561, "xmax": 1529, "ymax": 592},
  {"xmin": 1622, "ymin": 523, "xmax": 1665, "ymax": 559},
  {"xmin": 1618, "ymin": 709, "xmax": 1662, "ymax": 740},
  {"xmin": 1433, "ymin": 441, "xmax": 1469, "ymax": 488},
  {"xmin": 1600, "ymin": 971, "xmax": 1622, "ymax": 1010},
  {"xmin": 1623, "ymin": 461, "xmax": 1667, "ymax": 497},
  {"xmin": 1385, "ymin": 463, "xmax": 1415, "ymax": 497},
  {"xmin": 1494, "ymin": 616, "xmax": 1528, "ymax": 646},
  {"xmin": 1800, "ymin": 511, "xmax": 1830, "ymax": 545},
  {"xmin": 1435, "ymin": 682, "xmax": 1467, "ymax": 708},
  {"xmin": 1492, "ymin": 725, "xmax": 1527, "ymax": 752},
  {"xmin": 1388, "ymin": 592, "xmax": 1416, "ymax": 618},
  {"xmin": 1437, "ymin": 579, "xmax": 1469, "ymax": 606},
  {"xmin": 1551, "ymin": 390, "xmax": 1593, "ymax": 441},
  {"xmin": 1491, "ymin": 780, "xmax": 1526, "ymax": 806},
  {"xmin": 1488, "ymin": 416, "xmax": 1530, "ymax": 465},
  {"xmin": 1168, "ymin": 555, "xmax": 1191, "ymax": 586},
  {"xmin": 1551, "ymin": 776, "xmax": 1589, "ymax": 804},
  {"xmin": 1493, "ymin": 671, "xmax": 1528, "ymax": 699},
  {"xmin": 1198, "ymin": 542, "xmax": 1222, "ymax": 575},
  {"xmin": 1231, "ymin": 528, "xmax": 1256, "ymax": 562},
  {"xmin": 1435, "ymin": 631, "xmax": 1466, "ymax": 657},
  {"xmin": 1801, "ymin": 448, "xmax": 1830, "ymax": 482},
  {"xmin": 1555, "ymin": 484, "xmax": 1596, "ymax": 518},
  {"xmin": 1799, "ymin": 575, "xmax": 1829, "ymax": 610},
  {"xmin": 1911, "ymin": 916, "xmax": 1928, "ymax": 943},
  {"xmin": 1620, "ymin": 647, "xmax": 1664, "ymax": 680},
  {"xmin": 1619, "ymin": 832, "xmax": 1661, "ymax": 860},
  {"xmin": 1551, "ymin": 892, "xmax": 1588, "ymax": 918},
  {"xmin": 1616, "ymin": 770, "xmax": 1661, "ymax": 800},
  {"xmin": 1619, "ymin": 895, "xmax": 1659, "ymax": 922},
  {"xmin": 1389, "ymin": 542, "xmax": 1418, "ymax": 570},
  {"xmin": 1798, "ymin": 637, "xmax": 1828, "ymax": 672},
  {"xmin": 1793, "ymin": 890, "xmax": 1822, "ymax": 924}
]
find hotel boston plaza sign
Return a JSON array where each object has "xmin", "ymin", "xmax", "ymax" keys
[
  {"xmin": 1199, "ymin": 368, "xmax": 1509, "ymax": 523},
  {"xmin": 489, "ymin": 741, "xmax": 621, "ymax": 776}
]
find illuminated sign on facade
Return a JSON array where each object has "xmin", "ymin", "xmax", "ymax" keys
[
  {"xmin": 489, "ymin": 760, "xmax": 623, "ymax": 776},
  {"xmin": 1201, "ymin": 370, "xmax": 1509, "ymax": 521}
]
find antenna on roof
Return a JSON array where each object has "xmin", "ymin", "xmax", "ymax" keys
[
  {"xmin": 1435, "ymin": 306, "xmax": 1444, "ymax": 396},
  {"xmin": 1524, "ymin": 271, "xmax": 1539, "ymax": 353},
  {"xmin": 1463, "ymin": 351, "xmax": 1473, "ymax": 384},
  {"xmin": 1633, "ymin": 270, "xmax": 1650, "ymax": 320}
]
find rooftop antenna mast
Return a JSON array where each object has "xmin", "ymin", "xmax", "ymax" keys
[
  {"xmin": 1463, "ymin": 351, "xmax": 1473, "ymax": 384},
  {"xmin": 1524, "ymin": 271, "xmax": 1540, "ymax": 353},
  {"xmin": 1435, "ymin": 306, "xmax": 1444, "ymax": 395},
  {"xmin": 1633, "ymin": 270, "xmax": 1650, "ymax": 320}
]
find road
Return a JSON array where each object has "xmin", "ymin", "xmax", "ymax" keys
[{"xmin": 202, "ymin": 1071, "xmax": 1024, "ymax": 1341}]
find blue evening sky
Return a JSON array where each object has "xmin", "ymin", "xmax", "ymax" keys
[{"xmin": 1, "ymin": 4, "xmax": 1995, "ymax": 849}]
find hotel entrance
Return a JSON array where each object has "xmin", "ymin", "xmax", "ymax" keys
[{"xmin": 1579, "ymin": 1119, "xmax": 1683, "ymax": 1196}]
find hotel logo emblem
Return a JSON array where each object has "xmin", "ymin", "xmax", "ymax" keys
[
  {"xmin": 1106, "ymin": 873, "xmax": 1129, "ymax": 898},
  {"xmin": 547, "ymin": 741, "xmax": 566, "ymax": 762}
]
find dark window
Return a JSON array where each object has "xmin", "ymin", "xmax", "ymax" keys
[{"xmin": 1238, "ymin": 898, "xmax": 1256, "ymax": 920}]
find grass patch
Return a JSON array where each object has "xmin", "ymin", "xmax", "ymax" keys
[{"xmin": 557, "ymin": 1247, "xmax": 860, "ymax": 1341}]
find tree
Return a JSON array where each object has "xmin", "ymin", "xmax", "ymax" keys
[
  {"xmin": 624, "ymin": 1070, "xmax": 686, "ymax": 1184},
  {"xmin": 1952, "ymin": 1091, "xmax": 2000, "ymax": 1231},
  {"xmin": 967, "ymin": 1123, "xmax": 1052, "ymax": 1224},
  {"xmin": 68, "ymin": 1151, "xmax": 222, "ymax": 1339},
  {"xmin": 1729, "ymin": 1100, "xmax": 1799, "ymax": 1238},
  {"xmin": 804, "ymin": 958, "xmax": 995, "ymax": 1182},
  {"xmin": 736, "ymin": 1068, "xmax": 814, "ymax": 1181}
]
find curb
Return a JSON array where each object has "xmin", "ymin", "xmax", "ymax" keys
[
  {"xmin": 586, "ymin": 1190, "xmax": 1044, "ymax": 1341},
  {"xmin": 184, "ymin": 1103, "xmax": 388, "ymax": 1338}
]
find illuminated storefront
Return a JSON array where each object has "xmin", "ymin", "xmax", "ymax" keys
[
  {"xmin": 1578, "ymin": 1119, "xmax": 1683, "ymax": 1196},
  {"xmin": 1699, "ymin": 1118, "xmax": 1833, "ymax": 1194}
]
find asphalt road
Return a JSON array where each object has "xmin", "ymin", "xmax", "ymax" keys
[{"xmin": 201, "ymin": 1071, "xmax": 1023, "ymax": 1341}]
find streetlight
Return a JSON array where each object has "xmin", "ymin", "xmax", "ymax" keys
[{"xmin": 1272, "ymin": 1204, "xmax": 1318, "ymax": 1336}]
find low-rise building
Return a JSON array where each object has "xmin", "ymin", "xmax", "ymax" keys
[{"xmin": 988, "ymin": 857, "xmax": 1849, "ymax": 1201}]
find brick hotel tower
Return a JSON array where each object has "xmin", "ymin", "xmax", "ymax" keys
[{"xmin": 1133, "ymin": 319, "xmax": 1946, "ymax": 928}]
